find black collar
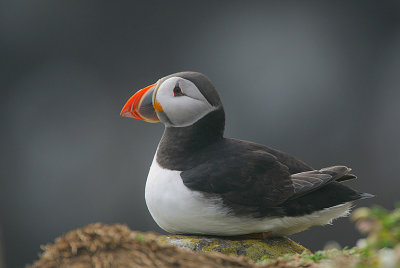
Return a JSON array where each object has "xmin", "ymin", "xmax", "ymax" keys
[{"xmin": 156, "ymin": 107, "xmax": 225, "ymax": 170}]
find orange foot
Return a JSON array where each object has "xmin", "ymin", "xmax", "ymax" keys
[{"xmin": 234, "ymin": 232, "xmax": 273, "ymax": 239}]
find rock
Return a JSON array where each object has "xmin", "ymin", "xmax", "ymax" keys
[
  {"xmin": 158, "ymin": 235, "xmax": 308, "ymax": 262},
  {"xmin": 29, "ymin": 223, "xmax": 309, "ymax": 267},
  {"xmin": 28, "ymin": 223, "xmax": 260, "ymax": 268}
]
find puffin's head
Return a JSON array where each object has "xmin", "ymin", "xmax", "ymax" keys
[{"xmin": 121, "ymin": 72, "xmax": 222, "ymax": 127}]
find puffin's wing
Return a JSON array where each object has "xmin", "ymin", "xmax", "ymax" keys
[
  {"xmin": 289, "ymin": 166, "xmax": 353, "ymax": 199},
  {"xmin": 181, "ymin": 148, "xmax": 295, "ymax": 208},
  {"xmin": 181, "ymin": 139, "xmax": 359, "ymax": 213}
]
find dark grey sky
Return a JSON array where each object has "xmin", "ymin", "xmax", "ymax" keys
[{"xmin": 1, "ymin": 1, "xmax": 400, "ymax": 267}]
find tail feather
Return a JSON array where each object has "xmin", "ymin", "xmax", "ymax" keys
[{"xmin": 336, "ymin": 173, "xmax": 357, "ymax": 182}]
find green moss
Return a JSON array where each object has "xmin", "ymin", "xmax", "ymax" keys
[
  {"xmin": 219, "ymin": 246, "xmax": 237, "ymax": 255},
  {"xmin": 135, "ymin": 234, "xmax": 145, "ymax": 242},
  {"xmin": 157, "ymin": 235, "xmax": 308, "ymax": 262}
]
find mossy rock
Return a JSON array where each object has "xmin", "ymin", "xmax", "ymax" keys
[
  {"xmin": 158, "ymin": 235, "xmax": 309, "ymax": 262},
  {"xmin": 29, "ymin": 224, "xmax": 260, "ymax": 268}
]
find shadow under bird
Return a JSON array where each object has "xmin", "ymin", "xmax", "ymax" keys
[{"xmin": 120, "ymin": 71, "xmax": 373, "ymax": 237}]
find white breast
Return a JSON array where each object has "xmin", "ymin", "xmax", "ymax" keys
[
  {"xmin": 145, "ymin": 156, "xmax": 352, "ymax": 236},
  {"xmin": 145, "ymin": 157, "xmax": 229, "ymax": 234}
]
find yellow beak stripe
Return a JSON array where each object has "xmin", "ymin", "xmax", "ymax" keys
[{"xmin": 153, "ymin": 101, "xmax": 163, "ymax": 112}]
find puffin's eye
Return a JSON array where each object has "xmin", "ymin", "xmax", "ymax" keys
[{"xmin": 173, "ymin": 85, "xmax": 183, "ymax": 96}]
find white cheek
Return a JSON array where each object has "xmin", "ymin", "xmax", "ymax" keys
[
  {"xmin": 155, "ymin": 77, "xmax": 216, "ymax": 127},
  {"xmin": 162, "ymin": 96, "xmax": 215, "ymax": 127}
]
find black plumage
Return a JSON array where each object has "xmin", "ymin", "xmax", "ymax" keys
[{"xmin": 155, "ymin": 72, "xmax": 372, "ymax": 218}]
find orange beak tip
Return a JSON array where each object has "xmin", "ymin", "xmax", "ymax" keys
[
  {"xmin": 120, "ymin": 111, "xmax": 133, "ymax": 118},
  {"xmin": 120, "ymin": 102, "xmax": 133, "ymax": 118}
]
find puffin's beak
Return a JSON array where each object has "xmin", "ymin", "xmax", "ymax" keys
[{"xmin": 120, "ymin": 82, "xmax": 162, "ymax": 123}]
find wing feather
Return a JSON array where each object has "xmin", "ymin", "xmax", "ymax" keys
[{"xmin": 289, "ymin": 166, "xmax": 352, "ymax": 199}]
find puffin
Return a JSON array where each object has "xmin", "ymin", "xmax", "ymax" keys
[{"xmin": 120, "ymin": 71, "xmax": 373, "ymax": 237}]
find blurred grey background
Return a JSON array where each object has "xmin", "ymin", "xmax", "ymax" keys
[{"xmin": 1, "ymin": 0, "xmax": 399, "ymax": 267}]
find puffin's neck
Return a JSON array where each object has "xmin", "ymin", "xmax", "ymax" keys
[{"xmin": 156, "ymin": 108, "xmax": 225, "ymax": 170}]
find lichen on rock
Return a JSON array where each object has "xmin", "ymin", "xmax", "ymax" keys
[{"xmin": 158, "ymin": 234, "xmax": 308, "ymax": 262}]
